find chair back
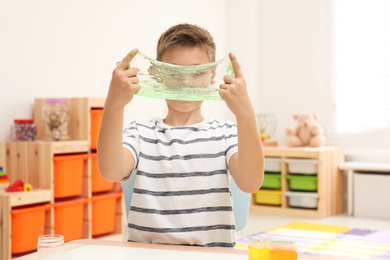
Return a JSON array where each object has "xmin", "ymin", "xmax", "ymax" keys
[{"xmin": 122, "ymin": 173, "xmax": 251, "ymax": 232}]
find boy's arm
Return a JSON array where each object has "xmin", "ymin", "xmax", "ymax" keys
[
  {"xmin": 220, "ymin": 53, "xmax": 264, "ymax": 193},
  {"xmin": 97, "ymin": 49, "xmax": 140, "ymax": 182}
]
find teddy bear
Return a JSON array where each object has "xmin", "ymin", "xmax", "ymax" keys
[{"xmin": 285, "ymin": 112, "xmax": 325, "ymax": 147}]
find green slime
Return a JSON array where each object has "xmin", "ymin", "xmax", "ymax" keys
[{"xmin": 128, "ymin": 52, "xmax": 234, "ymax": 101}]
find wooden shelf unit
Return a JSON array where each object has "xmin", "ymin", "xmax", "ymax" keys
[
  {"xmin": 0, "ymin": 97, "xmax": 123, "ymax": 260},
  {"xmin": 250, "ymin": 146, "xmax": 345, "ymax": 218}
]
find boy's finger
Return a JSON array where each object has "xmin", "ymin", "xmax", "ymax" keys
[
  {"xmin": 229, "ymin": 52, "xmax": 243, "ymax": 78},
  {"xmin": 117, "ymin": 48, "xmax": 139, "ymax": 70}
]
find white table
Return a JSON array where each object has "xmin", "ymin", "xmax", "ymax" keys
[
  {"xmin": 339, "ymin": 161, "xmax": 390, "ymax": 215},
  {"xmin": 15, "ymin": 239, "xmax": 351, "ymax": 260}
]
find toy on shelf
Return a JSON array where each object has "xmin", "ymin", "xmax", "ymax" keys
[
  {"xmin": 6, "ymin": 179, "xmax": 33, "ymax": 192},
  {"xmin": 285, "ymin": 112, "xmax": 325, "ymax": 147},
  {"xmin": 0, "ymin": 166, "xmax": 10, "ymax": 189},
  {"xmin": 256, "ymin": 114, "xmax": 278, "ymax": 146}
]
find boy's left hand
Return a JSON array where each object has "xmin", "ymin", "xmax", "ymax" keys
[{"xmin": 219, "ymin": 53, "xmax": 254, "ymax": 118}]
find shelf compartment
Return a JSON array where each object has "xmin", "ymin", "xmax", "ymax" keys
[
  {"xmin": 285, "ymin": 174, "xmax": 318, "ymax": 191},
  {"xmin": 91, "ymin": 153, "xmax": 114, "ymax": 193},
  {"xmin": 54, "ymin": 198, "xmax": 89, "ymax": 242},
  {"xmin": 262, "ymin": 173, "xmax": 281, "ymax": 189},
  {"xmin": 10, "ymin": 203, "xmax": 52, "ymax": 254},
  {"xmin": 254, "ymin": 189, "xmax": 282, "ymax": 206},
  {"xmin": 53, "ymin": 153, "xmax": 89, "ymax": 198},
  {"xmin": 285, "ymin": 158, "xmax": 318, "ymax": 174},
  {"xmin": 91, "ymin": 192, "xmax": 122, "ymax": 236},
  {"xmin": 264, "ymin": 157, "xmax": 282, "ymax": 173},
  {"xmin": 285, "ymin": 191, "xmax": 319, "ymax": 209}
]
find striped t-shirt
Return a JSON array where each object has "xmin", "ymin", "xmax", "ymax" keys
[{"xmin": 122, "ymin": 117, "xmax": 238, "ymax": 247}]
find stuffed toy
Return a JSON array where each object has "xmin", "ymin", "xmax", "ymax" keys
[{"xmin": 285, "ymin": 112, "xmax": 325, "ymax": 147}]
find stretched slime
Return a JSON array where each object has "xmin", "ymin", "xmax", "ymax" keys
[{"xmin": 127, "ymin": 52, "xmax": 234, "ymax": 101}]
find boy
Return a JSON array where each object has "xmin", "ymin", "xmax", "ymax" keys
[{"xmin": 97, "ymin": 24, "xmax": 264, "ymax": 247}]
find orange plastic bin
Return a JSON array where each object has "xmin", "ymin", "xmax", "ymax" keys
[
  {"xmin": 91, "ymin": 153, "xmax": 114, "ymax": 193},
  {"xmin": 11, "ymin": 203, "xmax": 51, "ymax": 254},
  {"xmin": 54, "ymin": 198, "xmax": 89, "ymax": 242},
  {"xmin": 90, "ymin": 109, "xmax": 103, "ymax": 150},
  {"xmin": 53, "ymin": 153, "xmax": 88, "ymax": 198},
  {"xmin": 91, "ymin": 192, "xmax": 122, "ymax": 236}
]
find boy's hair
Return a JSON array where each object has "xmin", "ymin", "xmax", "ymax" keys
[{"xmin": 156, "ymin": 24, "xmax": 216, "ymax": 62}]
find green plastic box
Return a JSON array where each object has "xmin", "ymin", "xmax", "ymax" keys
[
  {"xmin": 285, "ymin": 174, "xmax": 318, "ymax": 191},
  {"xmin": 262, "ymin": 173, "xmax": 281, "ymax": 189}
]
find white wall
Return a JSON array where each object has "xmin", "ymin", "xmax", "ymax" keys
[
  {"xmin": 0, "ymin": 0, "xmax": 233, "ymax": 140},
  {"xmin": 1, "ymin": 0, "xmax": 331, "ymax": 147}
]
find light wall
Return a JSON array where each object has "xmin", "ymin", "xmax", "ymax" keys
[{"xmin": 0, "ymin": 0, "xmax": 330, "ymax": 147}]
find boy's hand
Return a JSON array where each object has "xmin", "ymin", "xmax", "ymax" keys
[
  {"xmin": 219, "ymin": 53, "xmax": 254, "ymax": 118},
  {"xmin": 106, "ymin": 48, "xmax": 140, "ymax": 109}
]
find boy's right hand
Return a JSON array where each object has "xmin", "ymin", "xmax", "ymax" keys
[{"xmin": 106, "ymin": 48, "xmax": 140, "ymax": 109}]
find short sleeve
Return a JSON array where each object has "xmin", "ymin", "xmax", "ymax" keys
[
  {"xmin": 122, "ymin": 121, "xmax": 140, "ymax": 180},
  {"xmin": 225, "ymin": 120, "xmax": 238, "ymax": 167}
]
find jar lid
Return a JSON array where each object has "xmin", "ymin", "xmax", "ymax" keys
[
  {"xmin": 269, "ymin": 240, "xmax": 297, "ymax": 251},
  {"xmin": 45, "ymin": 98, "xmax": 67, "ymax": 104},
  {"xmin": 14, "ymin": 119, "xmax": 34, "ymax": 124}
]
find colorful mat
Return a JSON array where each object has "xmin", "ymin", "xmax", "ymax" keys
[{"xmin": 236, "ymin": 222, "xmax": 390, "ymax": 259}]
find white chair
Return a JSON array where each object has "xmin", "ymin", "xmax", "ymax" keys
[{"xmin": 122, "ymin": 172, "xmax": 251, "ymax": 232}]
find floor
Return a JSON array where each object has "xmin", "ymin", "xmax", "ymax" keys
[{"xmin": 236, "ymin": 212, "xmax": 390, "ymax": 238}]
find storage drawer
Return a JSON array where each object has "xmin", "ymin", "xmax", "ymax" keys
[
  {"xmin": 254, "ymin": 189, "xmax": 282, "ymax": 206},
  {"xmin": 54, "ymin": 198, "xmax": 89, "ymax": 242},
  {"xmin": 285, "ymin": 191, "xmax": 318, "ymax": 209},
  {"xmin": 91, "ymin": 192, "xmax": 122, "ymax": 236},
  {"xmin": 53, "ymin": 153, "xmax": 88, "ymax": 198},
  {"xmin": 11, "ymin": 203, "xmax": 51, "ymax": 254},
  {"xmin": 285, "ymin": 174, "xmax": 318, "ymax": 191},
  {"xmin": 262, "ymin": 173, "xmax": 281, "ymax": 189},
  {"xmin": 354, "ymin": 172, "xmax": 390, "ymax": 219},
  {"xmin": 264, "ymin": 157, "xmax": 282, "ymax": 173},
  {"xmin": 285, "ymin": 159, "xmax": 318, "ymax": 174}
]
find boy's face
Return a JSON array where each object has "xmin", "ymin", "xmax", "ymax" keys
[{"xmin": 161, "ymin": 46, "xmax": 210, "ymax": 113}]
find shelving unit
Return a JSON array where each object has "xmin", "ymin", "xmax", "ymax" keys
[
  {"xmin": 251, "ymin": 146, "xmax": 345, "ymax": 218},
  {"xmin": 0, "ymin": 97, "xmax": 123, "ymax": 259}
]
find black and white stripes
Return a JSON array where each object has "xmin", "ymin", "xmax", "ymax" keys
[{"xmin": 122, "ymin": 118, "xmax": 238, "ymax": 247}]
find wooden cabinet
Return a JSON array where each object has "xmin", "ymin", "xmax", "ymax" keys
[
  {"xmin": 251, "ymin": 146, "xmax": 345, "ymax": 218},
  {"xmin": 0, "ymin": 98, "xmax": 123, "ymax": 259}
]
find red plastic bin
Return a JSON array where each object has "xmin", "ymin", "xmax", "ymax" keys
[
  {"xmin": 90, "ymin": 109, "xmax": 103, "ymax": 150},
  {"xmin": 91, "ymin": 192, "xmax": 122, "ymax": 236},
  {"xmin": 54, "ymin": 198, "xmax": 89, "ymax": 242},
  {"xmin": 53, "ymin": 153, "xmax": 88, "ymax": 198},
  {"xmin": 11, "ymin": 203, "xmax": 51, "ymax": 254},
  {"xmin": 91, "ymin": 153, "xmax": 114, "ymax": 193}
]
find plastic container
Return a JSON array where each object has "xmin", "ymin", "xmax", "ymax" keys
[
  {"xmin": 264, "ymin": 157, "xmax": 282, "ymax": 173},
  {"xmin": 262, "ymin": 173, "xmax": 281, "ymax": 189},
  {"xmin": 11, "ymin": 119, "xmax": 37, "ymax": 141},
  {"xmin": 269, "ymin": 240, "xmax": 298, "ymax": 260},
  {"xmin": 41, "ymin": 98, "xmax": 70, "ymax": 141},
  {"xmin": 90, "ymin": 109, "xmax": 103, "ymax": 150},
  {"xmin": 285, "ymin": 159, "xmax": 318, "ymax": 174},
  {"xmin": 285, "ymin": 191, "xmax": 319, "ymax": 208},
  {"xmin": 11, "ymin": 203, "xmax": 51, "ymax": 254},
  {"xmin": 37, "ymin": 234, "xmax": 65, "ymax": 260},
  {"xmin": 91, "ymin": 153, "xmax": 114, "ymax": 193},
  {"xmin": 54, "ymin": 198, "xmax": 89, "ymax": 242},
  {"xmin": 248, "ymin": 237, "xmax": 270, "ymax": 260},
  {"xmin": 254, "ymin": 189, "xmax": 282, "ymax": 205},
  {"xmin": 285, "ymin": 174, "xmax": 318, "ymax": 191},
  {"xmin": 91, "ymin": 192, "xmax": 122, "ymax": 236},
  {"xmin": 53, "ymin": 153, "xmax": 88, "ymax": 198}
]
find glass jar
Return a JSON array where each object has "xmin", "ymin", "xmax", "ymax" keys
[
  {"xmin": 41, "ymin": 99, "xmax": 70, "ymax": 141},
  {"xmin": 269, "ymin": 240, "xmax": 298, "ymax": 260},
  {"xmin": 10, "ymin": 119, "xmax": 37, "ymax": 141},
  {"xmin": 248, "ymin": 237, "xmax": 271, "ymax": 260},
  {"xmin": 37, "ymin": 234, "xmax": 65, "ymax": 260}
]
